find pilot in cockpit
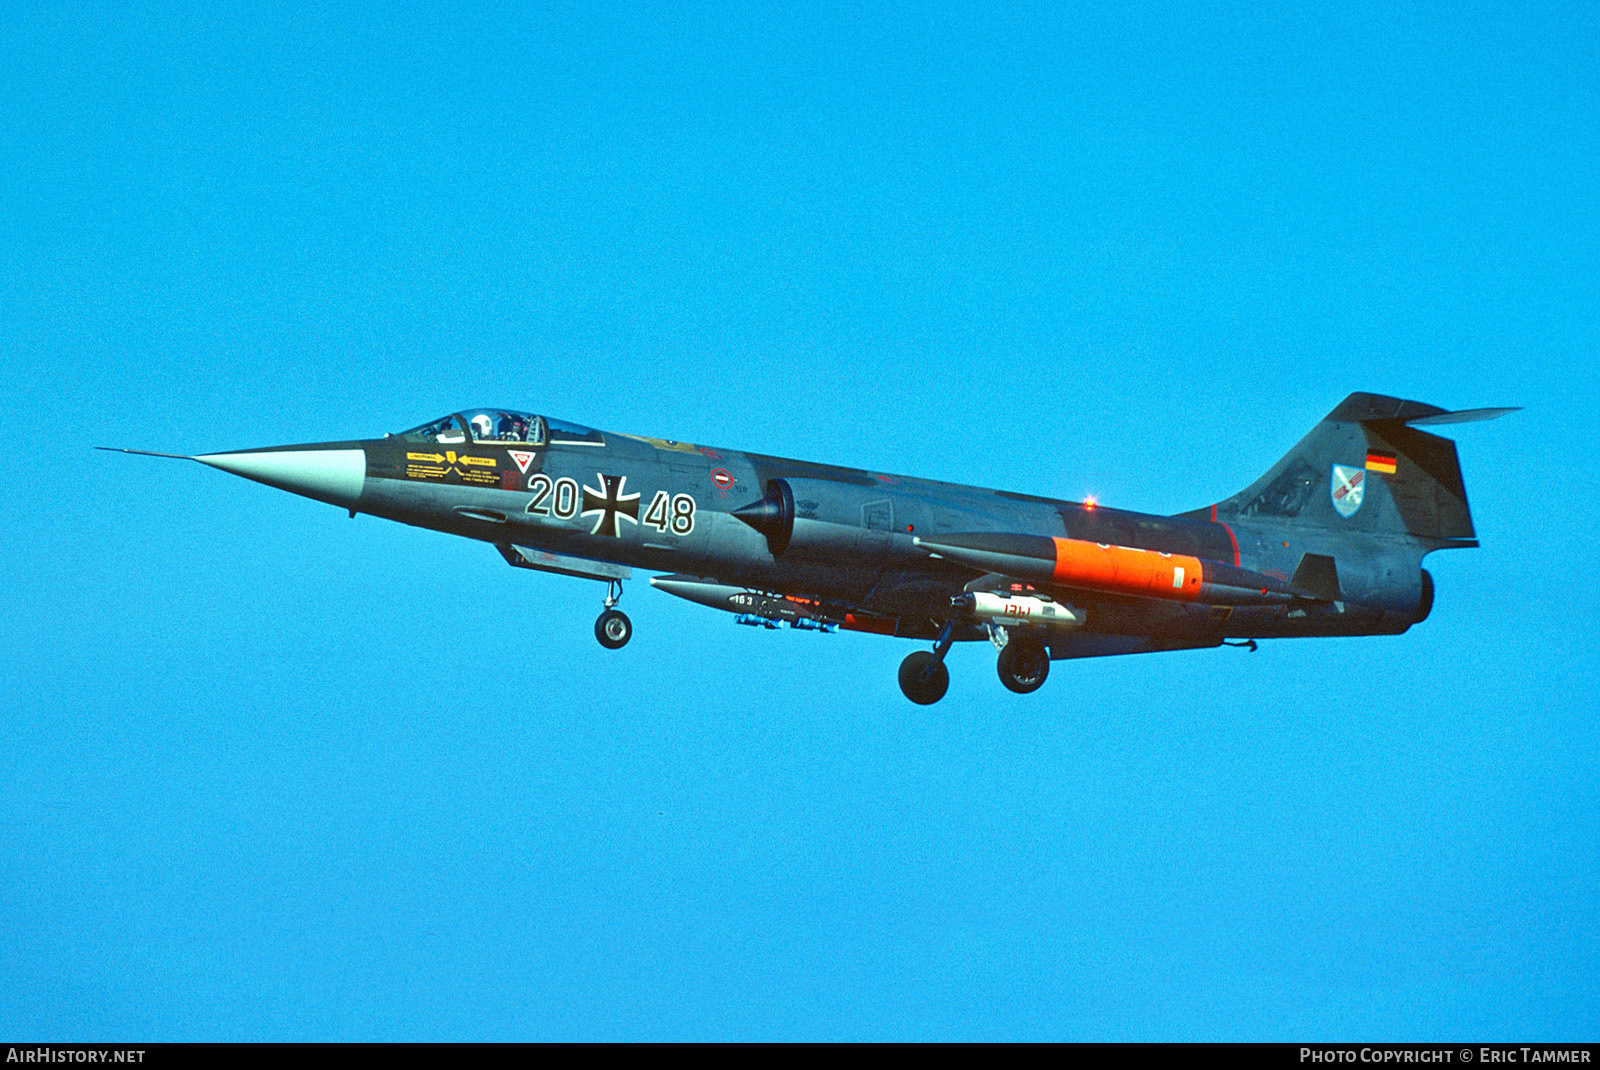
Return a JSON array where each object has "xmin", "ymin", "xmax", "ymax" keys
[
  {"xmin": 499, "ymin": 413, "xmax": 526, "ymax": 441},
  {"xmin": 471, "ymin": 414, "xmax": 495, "ymax": 441}
]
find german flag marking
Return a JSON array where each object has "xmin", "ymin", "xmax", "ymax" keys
[{"xmin": 1366, "ymin": 451, "xmax": 1398, "ymax": 474}]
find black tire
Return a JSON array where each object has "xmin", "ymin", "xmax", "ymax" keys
[
  {"xmin": 898, "ymin": 650, "xmax": 950, "ymax": 705},
  {"xmin": 595, "ymin": 609, "xmax": 632, "ymax": 649},
  {"xmin": 997, "ymin": 640, "xmax": 1049, "ymax": 694}
]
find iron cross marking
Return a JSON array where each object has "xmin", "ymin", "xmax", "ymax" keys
[{"xmin": 581, "ymin": 473, "xmax": 641, "ymax": 537}]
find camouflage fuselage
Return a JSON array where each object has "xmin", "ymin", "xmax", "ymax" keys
[{"xmin": 322, "ymin": 425, "xmax": 1430, "ymax": 650}]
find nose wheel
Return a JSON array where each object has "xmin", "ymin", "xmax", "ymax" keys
[
  {"xmin": 595, "ymin": 580, "xmax": 632, "ymax": 649},
  {"xmin": 596, "ymin": 609, "xmax": 632, "ymax": 649}
]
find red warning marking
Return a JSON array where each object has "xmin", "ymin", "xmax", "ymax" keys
[
  {"xmin": 711, "ymin": 468, "xmax": 734, "ymax": 489},
  {"xmin": 841, "ymin": 613, "xmax": 897, "ymax": 635}
]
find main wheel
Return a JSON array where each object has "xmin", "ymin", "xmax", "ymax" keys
[
  {"xmin": 595, "ymin": 609, "xmax": 632, "ymax": 649},
  {"xmin": 996, "ymin": 639, "xmax": 1049, "ymax": 694},
  {"xmin": 898, "ymin": 650, "xmax": 950, "ymax": 705}
]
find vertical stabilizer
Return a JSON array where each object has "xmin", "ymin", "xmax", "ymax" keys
[{"xmin": 1192, "ymin": 393, "xmax": 1514, "ymax": 548}]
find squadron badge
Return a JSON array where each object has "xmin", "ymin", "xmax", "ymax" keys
[{"xmin": 1331, "ymin": 464, "xmax": 1365, "ymax": 518}]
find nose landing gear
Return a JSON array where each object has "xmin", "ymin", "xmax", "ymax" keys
[{"xmin": 595, "ymin": 580, "xmax": 632, "ymax": 649}]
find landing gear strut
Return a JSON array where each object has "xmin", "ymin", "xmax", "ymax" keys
[
  {"xmin": 899, "ymin": 621, "xmax": 956, "ymax": 705},
  {"xmin": 595, "ymin": 579, "xmax": 631, "ymax": 650},
  {"xmin": 996, "ymin": 638, "xmax": 1049, "ymax": 694}
]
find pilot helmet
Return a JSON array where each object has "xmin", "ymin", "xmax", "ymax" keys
[{"xmin": 470, "ymin": 414, "xmax": 494, "ymax": 439}]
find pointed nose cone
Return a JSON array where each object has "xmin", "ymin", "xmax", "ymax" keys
[{"xmin": 194, "ymin": 447, "xmax": 367, "ymax": 510}]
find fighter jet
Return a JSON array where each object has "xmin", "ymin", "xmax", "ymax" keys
[{"xmin": 103, "ymin": 393, "xmax": 1513, "ymax": 704}]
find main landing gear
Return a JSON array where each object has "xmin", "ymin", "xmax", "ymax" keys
[
  {"xmin": 595, "ymin": 579, "xmax": 632, "ymax": 650},
  {"xmin": 996, "ymin": 638, "xmax": 1049, "ymax": 694},
  {"xmin": 896, "ymin": 625, "xmax": 1053, "ymax": 704},
  {"xmin": 898, "ymin": 622, "xmax": 956, "ymax": 705}
]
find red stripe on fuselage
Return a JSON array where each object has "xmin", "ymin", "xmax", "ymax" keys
[
  {"xmin": 1222, "ymin": 523, "xmax": 1240, "ymax": 567},
  {"xmin": 1205, "ymin": 505, "xmax": 1239, "ymax": 564}
]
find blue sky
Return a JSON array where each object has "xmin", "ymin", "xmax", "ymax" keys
[{"xmin": 2, "ymin": 0, "xmax": 1596, "ymax": 1040}]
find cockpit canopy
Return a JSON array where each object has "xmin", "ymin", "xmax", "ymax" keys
[{"xmin": 399, "ymin": 409, "xmax": 603, "ymax": 447}]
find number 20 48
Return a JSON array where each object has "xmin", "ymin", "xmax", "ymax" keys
[{"xmin": 524, "ymin": 474, "xmax": 695, "ymax": 536}]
